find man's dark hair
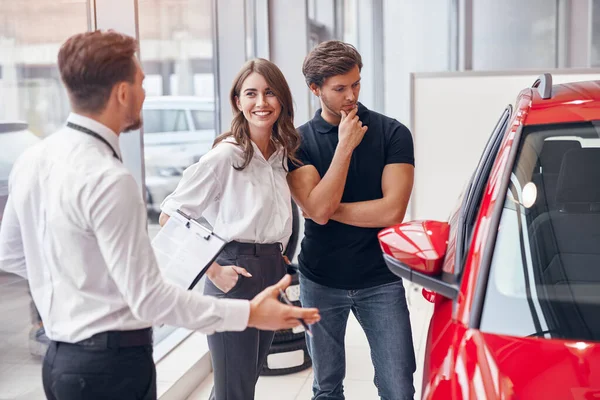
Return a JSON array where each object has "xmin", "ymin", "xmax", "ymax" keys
[
  {"xmin": 58, "ymin": 30, "xmax": 138, "ymax": 113},
  {"xmin": 302, "ymin": 40, "xmax": 363, "ymax": 88}
]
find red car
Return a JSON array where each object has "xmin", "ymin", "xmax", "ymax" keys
[{"xmin": 379, "ymin": 75, "xmax": 600, "ymax": 399}]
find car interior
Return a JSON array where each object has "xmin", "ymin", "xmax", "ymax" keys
[{"xmin": 511, "ymin": 122, "xmax": 600, "ymax": 341}]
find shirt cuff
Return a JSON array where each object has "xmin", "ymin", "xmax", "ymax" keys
[
  {"xmin": 160, "ymin": 199, "xmax": 179, "ymax": 216},
  {"xmin": 219, "ymin": 299, "xmax": 250, "ymax": 332}
]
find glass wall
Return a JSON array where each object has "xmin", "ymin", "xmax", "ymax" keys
[
  {"xmin": 342, "ymin": 0, "xmax": 358, "ymax": 46},
  {"xmin": 0, "ymin": 1, "xmax": 89, "ymax": 397},
  {"xmin": 138, "ymin": 0, "xmax": 216, "ymax": 231},
  {"xmin": 137, "ymin": 0, "xmax": 217, "ymax": 346},
  {"xmin": 472, "ymin": 0, "xmax": 558, "ymax": 70},
  {"xmin": 0, "ymin": 0, "xmax": 221, "ymax": 392}
]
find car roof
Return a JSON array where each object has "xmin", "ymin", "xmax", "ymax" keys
[{"xmin": 524, "ymin": 79, "xmax": 600, "ymax": 126}]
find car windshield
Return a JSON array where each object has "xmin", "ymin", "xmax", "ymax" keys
[{"xmin": 480, "ymin": 120, "xmax": 600, "ymax": 342}]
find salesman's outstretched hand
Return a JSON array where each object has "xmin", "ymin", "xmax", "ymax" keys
[{"xmin": 247, "ymin": 274, "xmax": 320, "ymax": 331}]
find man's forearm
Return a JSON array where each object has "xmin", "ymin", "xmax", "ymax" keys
[
  {"xmin": 302, "ymin": 145, "xmax": 354, "ymax": 224},
  {"xmin": 330, "ymin": 198, "xmax": 408, "ymax": 228}
]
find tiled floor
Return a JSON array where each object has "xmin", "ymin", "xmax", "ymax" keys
[
  {"xmin": 0, "ymin": 272, "xmax": 45, "ymax": 400},
  {"xmin": 187, "ymin": 283, "xmax": 433, "ymax": 400}
]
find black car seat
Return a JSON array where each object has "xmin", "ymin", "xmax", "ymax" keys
[{"xmin": 531, "ymin": 140, "xmax": 581, "ymax": 213}]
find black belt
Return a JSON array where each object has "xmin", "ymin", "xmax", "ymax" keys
[
  {"xmin": 224, "ymin": 241, "xmax": 284, "ymax": 256},
  {"xmin": 59, "ymin": 328, "xmax": 153, "ymax": 349}
]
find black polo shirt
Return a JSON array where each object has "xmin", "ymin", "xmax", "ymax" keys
[{"xmin": 289, "ymin": 102, "xmax": 414, "ymax": 289}]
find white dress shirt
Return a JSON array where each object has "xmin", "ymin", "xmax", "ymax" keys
[
  {"xmin": 161, "ymin": 137, "xmax": 292, "ymax": 248},
  {"xmin": 0, "ymin": 113, "xmax": 249, "ymax": 343}
]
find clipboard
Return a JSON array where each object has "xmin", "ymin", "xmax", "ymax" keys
[{"xmin": 151, "ymin": 209, "xmax": 227, "ymax": 290}]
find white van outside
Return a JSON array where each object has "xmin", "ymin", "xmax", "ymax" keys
[{"xmin": 142, "ymin": 96, "xmax": 216, "ymax": 215}]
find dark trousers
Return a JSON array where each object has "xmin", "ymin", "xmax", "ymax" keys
[
  {"xmin": 204, "ymin": 241, "xmax": 287, "ymax": 400},
  {"xmin": 42, "ymin": 340, "xmax": 156, "ymax": 399}
]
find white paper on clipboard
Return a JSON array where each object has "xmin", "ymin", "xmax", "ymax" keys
[{"xmin": 151, "ymin": 210, "xmax": 227, "ymax": 290}]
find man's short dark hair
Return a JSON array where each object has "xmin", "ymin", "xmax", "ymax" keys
[
  {"xmin": 58, "ymin": 30, "xmax": 138, "ymax": 113},
  {"xmin": 302, "ymin": 40, "xmax": 363, "ymax": 88}
]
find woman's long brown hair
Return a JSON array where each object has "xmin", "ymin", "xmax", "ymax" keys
[{"xmin": 213, "ymin": 58, "xmax": 301, "ymax": 171}]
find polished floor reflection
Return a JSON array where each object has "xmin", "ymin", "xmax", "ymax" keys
[{"xmin": 0, "ymin": 272, "xmax": 43, "ymax": 399}]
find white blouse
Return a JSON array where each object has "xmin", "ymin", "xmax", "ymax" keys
[{"xmin": 161, "ymin": 137, "xmax": 293, "ymax": 248}]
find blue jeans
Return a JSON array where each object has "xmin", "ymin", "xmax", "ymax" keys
[{"xmin": 300, "ymin": 273, "xmax": 416, "ymax": 400}]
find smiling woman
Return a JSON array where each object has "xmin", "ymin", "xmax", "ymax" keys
[
  {"xmin": 213, "ymin": 58, "xmax": 301, "ymax": 171},
  {"xmin": 157, "ymin": 58, "xmax": 302, "ymax": 400}
]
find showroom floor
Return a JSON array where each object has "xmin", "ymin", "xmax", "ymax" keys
[{"xmin": 187, "ymin": 282, "xmax": 432, "ymax": 400}]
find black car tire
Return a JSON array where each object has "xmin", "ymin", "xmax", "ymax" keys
[
  {"xmin": 273, "ymin": 265, "xmax": 302, "ymax": 343},
  {"xmin": 283, "ymin": 266, "xmax": 301, "ymax": 306},
  {"xmin": 273, "ymin": 327, "xmax": 306, "ymax": 344},
  {"xmin": 260, "ymin": 338, "xmax": 312, "ymax": 376}
]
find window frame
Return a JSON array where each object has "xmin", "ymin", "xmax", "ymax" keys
[
  {"xmin": 468, "ymin": 121, "xmax": 528, "ymax": 329},
  {"xmin": 454, "ymin": 105, "xmax": 512, "ymax": 279}
]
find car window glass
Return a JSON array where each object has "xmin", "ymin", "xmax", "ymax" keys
[
  {"xmin": 480, "ymin": 121, "xmax": 600, "ymax": 341},
  {"xmin": 191, "ymin": 110, "xmax": 215, "ymax": 130},
  {"xmin": 142, "ymin": 110, "xmax": 189, "ymax": 134}
]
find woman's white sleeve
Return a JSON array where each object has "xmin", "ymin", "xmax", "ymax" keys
[{"xmin": 160, "ymin": 159, "xmax": 223, "ymax": 219}]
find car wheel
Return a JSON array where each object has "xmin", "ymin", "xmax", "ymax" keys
[
  {"xmin": 281, "ymin": 267, "xmax": 301, "ymax": 308},
  {"xmin": 260, "ymin": 338, "xmax": 312, "ymax": 376},
  {"xmin": 273, "ymin": 327, "xmax": 306, "ymax": 344},
  {"xmin": 273, "ymin": 267, "xmax": 304, "ymax": 344}
]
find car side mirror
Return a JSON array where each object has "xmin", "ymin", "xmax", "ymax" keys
[{"xmin": 378, "ymin": 220, "xmax": 458, "ymax": 300}]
